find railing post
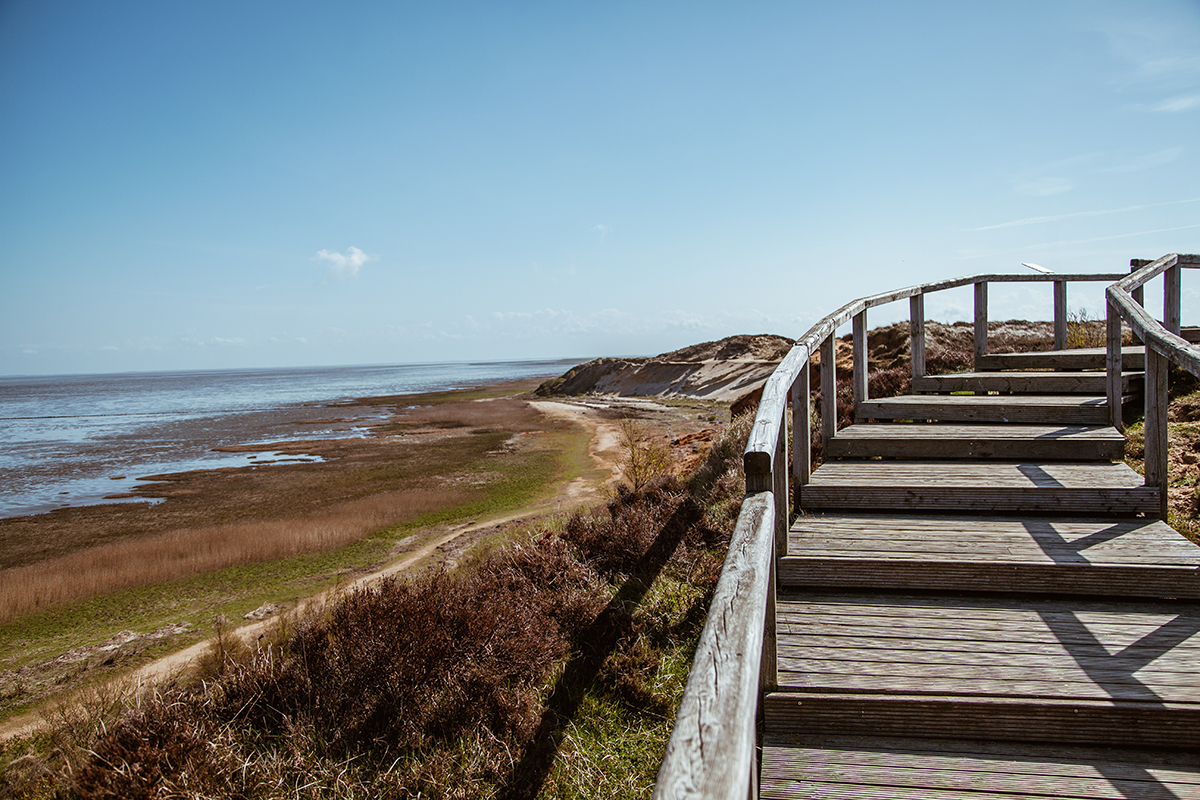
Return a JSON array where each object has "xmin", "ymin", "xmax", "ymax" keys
[
  {"xmin": 792, "ymin": 366, "xmax": 811, "ymax": 490},
  {"xmin": 1106, "ymin": 298, "xmax": 1124, "ymax": 431},
  {"xmin": 1131, "ymin": 259, "xmax": 1148, "ymax": 346},
  {"xmin": 821, "ymin": 334, "xmax": 837, "ymax": 448},
  {"xmin": 1054, "ymin": 279, "xmax": 1068, "ymax": 350},
  {"xmin": 1165, "ymin": 262, "xmax": 1182, "ymax": 336},
  {"xmin": 852, "ymin": 310, "xmax": 868, "ymax": 408},
  {"xmin": 773, "ymin": 412, "xmax": 788, "ymax": 557},
  {"xmin": 974, "ymin": 280, "xmax": 988, "ymax": 368},
  {"xmin": 761, "ymin": 534, "xmax": 777, "ymax": 695},
  {"xmin": 910, "ymin": 293, "xmax": 926, "ymax": 381},
  {"xmin": 1145, "ymin": 345, "xmax": 1169, "ymax": 520}
]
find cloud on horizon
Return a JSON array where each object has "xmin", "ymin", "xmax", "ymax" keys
[{"xmin": 315, "ymin": 246, "xmax": 375, "ymax": 280}]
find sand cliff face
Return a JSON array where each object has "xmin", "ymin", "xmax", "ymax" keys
[{"xmin": 534, "ymin": 334, "xmax": 794, "ymax": 402}]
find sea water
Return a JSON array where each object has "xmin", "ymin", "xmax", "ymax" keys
[{"xmin": 0, "ymin": 360, "xmax": 574, "ymax": 519}]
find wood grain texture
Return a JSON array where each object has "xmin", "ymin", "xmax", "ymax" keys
[
  {"xmin": 910, "ymin": 294, "xmax": 925, "ymax": 381},
  {"xmin": 911, "ymin": 371, "xmax": 1140, "ymax": 395},
  {"xmin": 974, "ymin": 281, "xmax": 988, "ymax": 364},
  {"xmin": 652, "ymin": 493, "xmax": 774, "ymax": 800},
  {"xmin": 761, "ymin": 736, "xmax": 1200, "ymax": 800},
  {"xmin": 800, "ymin": 460, "xmax": 1157, "ymax": 514},
  {"xmin": 824, "ymin": 423, "xmax": 1125, "ymax": 460},
  {"xmin": 855, "ymin": 394, "xmax": 1114, "ymax": 425},
  {"xmin": 977, "ymin": 346, "xmax": 1146, "ymax": 372},
  {"xmin": 1054, "ymin": 279, "xmax": 1068, "ymax": 351}
]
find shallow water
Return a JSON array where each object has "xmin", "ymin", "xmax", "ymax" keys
[{"xmin": 0, "ymin": 360, "xmax": 573, "ymax": 518}]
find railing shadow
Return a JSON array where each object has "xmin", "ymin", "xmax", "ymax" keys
[
  {"xmin": 1023, "ymin": 519, "xmax": 1138, "ymax": 566},
  {"xmin": 1037, "ymin": 606, "xmax": 1200, "ymax": 703},
  {"xmin": 497, "ymin": 497, "xmax": 703, "ymax": 800}
]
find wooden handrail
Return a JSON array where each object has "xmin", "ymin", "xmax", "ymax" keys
[
  {"xmin": 651, "ymin": 492, "xmax": 774, "ymax": 800},
  {"xmin": 1106, "ymin": 253, "xmax": 1200, "ymax": 519}
]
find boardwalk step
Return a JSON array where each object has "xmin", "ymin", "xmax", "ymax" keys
[
  {"xmin": 977, "ymin": 346, "xmax": 1145, "ymax": 372},
  {"xmin": 855, "ymin": 394, "xmax": 1119, "ymax": 425},
  {"xmin": 825, "ymin": 423, "xmax": 1125, "ymax": 460},
  {"xmin": 763, "ymin": 692, "xmax": 1200, "ymax": 749},
  {"xmin": 770, "ymin": 592, "xmax": 1200, "ymax": 747},
  {"xmin": 800, "ymin": 461, "xmax": 1157, "ymax": 514},
  {"xmin": 912, "ymin": 370, "xmax": 1142, "ymax": 395},
  {"xmin": 761, "ymin": 735, "xmax": 1200, "ymax": 800},
  {"xmin": 782, "ymin": 514, "xmax": 1200, "ymax": 597}
]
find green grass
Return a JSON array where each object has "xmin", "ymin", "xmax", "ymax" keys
[{"xmin": 538, "ymin": 574, "xmax": 707, "ymax": 800}]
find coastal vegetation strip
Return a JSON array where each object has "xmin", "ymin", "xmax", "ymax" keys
[
  {"xmin": 0, "ymin": 382, "xmax": 606, "ymax": 721},
  {"xmin": 0, "ymin": 414, "xmax": 752, "ymax": 799}
]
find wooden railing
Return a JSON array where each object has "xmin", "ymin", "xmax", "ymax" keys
[
  {"xmin": 652, "ymin": 255, "xmax": 1195, "ymax": 799},
  {"xmin": 1107, "ymin": 253, "xmax": 1200, "ymax": 519}
]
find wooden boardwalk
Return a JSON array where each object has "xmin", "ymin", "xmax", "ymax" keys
[
  {"xmin": 652, "ymin": 256, "xmax": 1200, "ymax": 800},
  {"xmin": 763, "ymin": 346, "xmax": 1200, "ymax": 798}
]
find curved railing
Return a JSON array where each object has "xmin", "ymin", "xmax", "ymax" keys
[
  {"xmin": 1106, "ymin": 253, "xmax": 1200, "ymax": 518},
  {"xmin": 653, "ymin": 255, "xmax": 1197, "ymax": 799}
]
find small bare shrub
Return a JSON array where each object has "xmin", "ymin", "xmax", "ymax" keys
[
  {"xmin": 1067, "ymin": 308, "xmax": 1104, "ymax": 349},
  {"xmin": 618, "ymin": 418, "xmax": 671, "ymax": 491}
]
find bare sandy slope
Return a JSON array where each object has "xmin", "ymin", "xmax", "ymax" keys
[{"xmin": 0, "ymin": 399, "xmax": 635, "ymax": 743}]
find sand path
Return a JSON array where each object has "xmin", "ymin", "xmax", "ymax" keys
[{"xmin": 0, "ymin": 400, "xmax": 626, "ymax": 743}]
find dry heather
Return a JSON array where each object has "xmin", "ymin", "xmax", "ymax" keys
[
  {"xmin": 0, "ymin": 489, "xmax": 465, "ymax": 624},
  {"xmin": 0, "ymin": 415, "xmax": 754, "ymax": 800}
]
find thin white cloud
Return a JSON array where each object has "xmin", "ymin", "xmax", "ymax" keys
[
  {"xmin": 972, "ymin": 197, "xmax": 1200, "ymax": 231},
  {"xmin": 314, "ymin": 246, "xmax": 375, "ymax": 280},
  {"xmin": 1015, "ymin": 178, "xmax": 1073, "ymax": 197},
  {"xmin": 1152, "ymin": 93, "xmax": 1200, "ymax": 112},
  {"xmin": 593, "ymin": 224, "xmax": 609, "ymax": 239},
  {"xmin": 955, "ymin": 222, "xmax": 1200, "ymax": 259},
  {"xmin": 1103, "ymin": 148, "xmax": 1184, "ymax": 173}
]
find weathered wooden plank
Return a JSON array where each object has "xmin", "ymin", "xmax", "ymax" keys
[
  {"xmin": 911, "ymin": 370, "xmax": 1141, "ymax": 395},
  {"xmin": 855, "ymin": 393, "xmax": 1114, "ymax": 425},
  {"xmin": 1166, "ymin": 263, "xmax": 1182, "ymax": 336},
  {"xmin": 1107, "ymin": 299, "xmax": 1124, "ymax": 429},
  {"xmin": 1054, "ymin": 279, "xmax": 1068, "ymax": 351},
  {"xmin": 909, "ymin": 293, "xmax": 925, "ymax": 381},
  {"xmin": 777, "ymin": 559, "xmax": 1200, "ymax": 598},
  {"xmin": 820, "ymin": 334, "xmax": 836, "ymax": 447},
  {"xmin": 825, "ymin": 423, "xmax": 1124, "ymax": 461},
  {"xmin": 763, "ymin": 692, "xmax": 1200, "ymax": 748},
  {"xmin": 1146, "ymin": 346, "xmax": 1170, "ymax": 520},
  {"xmin": 652, "ymin": 493, "xmax": 773, "ymax": 800},
  {"xmin": 762, "ymin": 737, "xmax": 1200, "ymax": 800},
  {"xmin": 974, "ymin": 281, "xmax": 988, "ymax": 366},
  {"xmin": 745, "ymin": 342, "xmax": 808, "ymax": 492},
  {"xmin": 792, "ymin": 366, "xmax": 810, "ymax": 487},
  {"xmin": 852, "ymin": 310, "xmax": 867, "ymax": 407},
  {"xmin": 977, "ymin": 346, "xmax": 1146, "ymax": 372}
]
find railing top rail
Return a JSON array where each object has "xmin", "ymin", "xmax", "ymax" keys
[
  {"xmin": 744, "ymin": 270, "xmax": 1126, "ymax": 473},
  {"xmin": 651, "ymin": 492, "xmax": 775, "ymax": 799},
  {"xmin": 1108, "ymin": 253, "xmax": 1200, "ymax": 375}
]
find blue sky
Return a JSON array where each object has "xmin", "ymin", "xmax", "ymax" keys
[{"xmin": 2, "ymin": 1, "xmax": 1199, "ymax": 375}]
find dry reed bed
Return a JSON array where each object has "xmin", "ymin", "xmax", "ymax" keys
[{"xmin": 0, "ymin": 489, "xmax": 464, "ymax": 624}]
